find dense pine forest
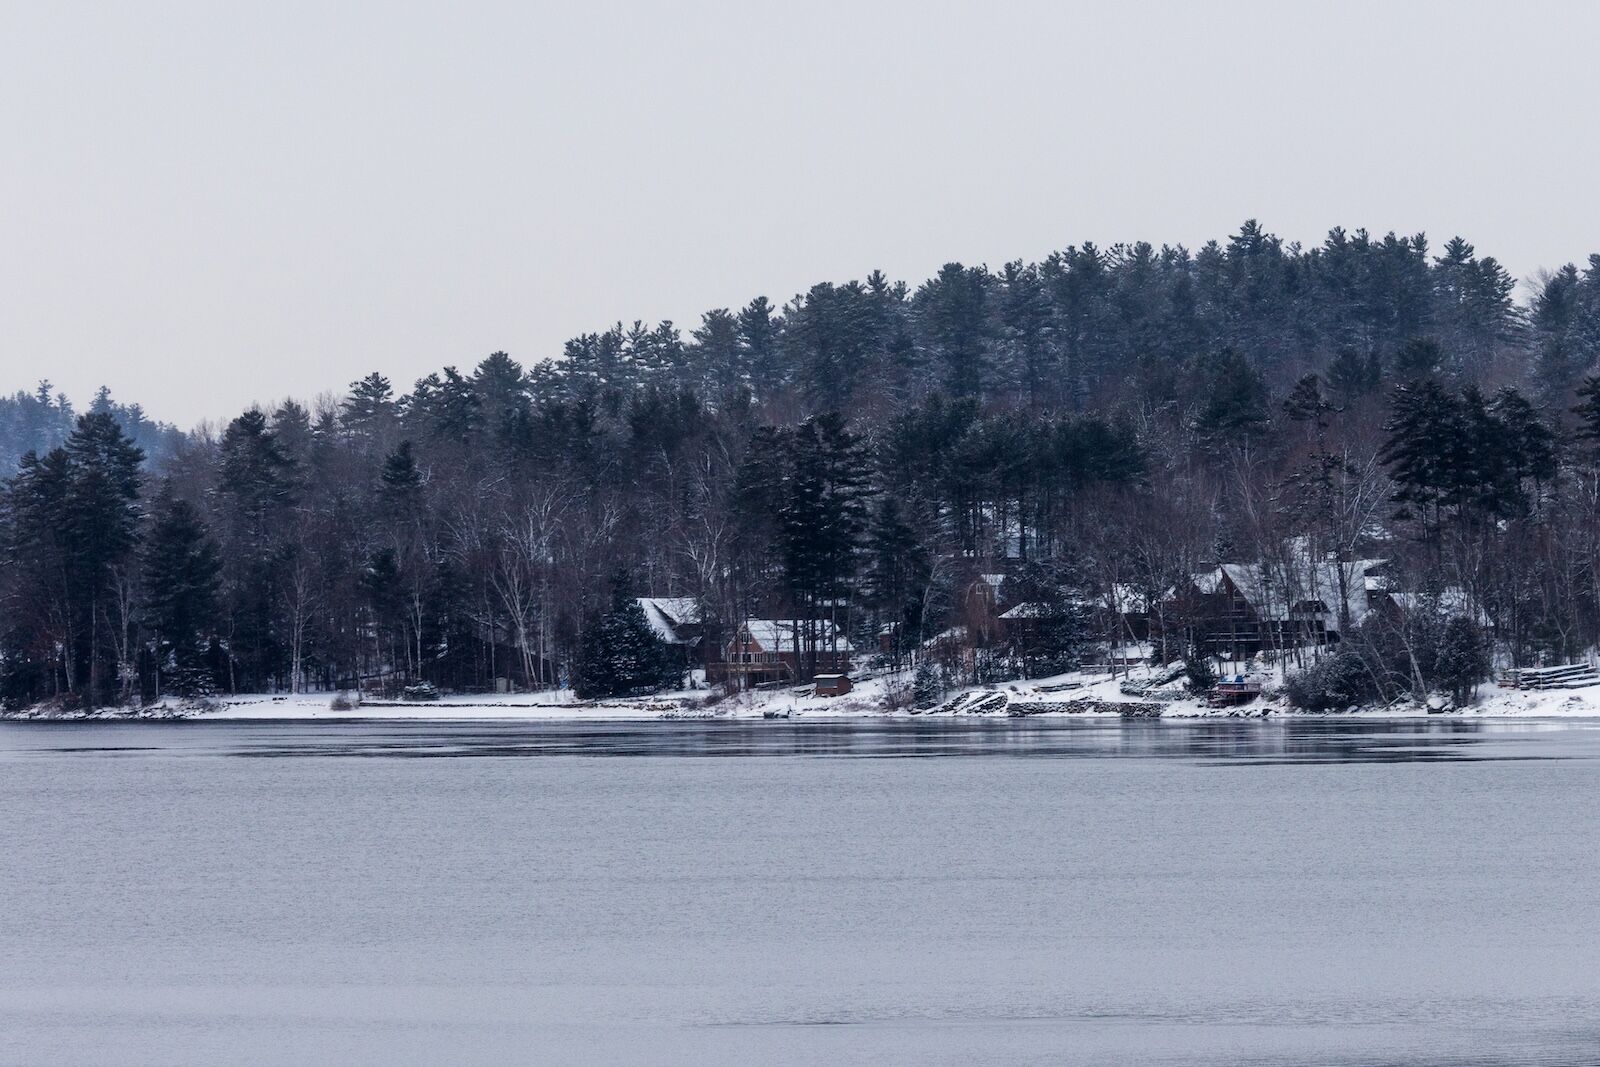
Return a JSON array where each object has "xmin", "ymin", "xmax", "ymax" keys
[{"xmin": 6, "ymin": 220, "xmax": 1600, "ymax": 711}]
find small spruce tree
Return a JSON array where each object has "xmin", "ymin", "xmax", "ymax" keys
[
  {"xmin": 1192, "ymin": 348, "xmax": 1270, "ymax": 448},
  {"xmin": 912, "ymin": 659, "xmax": 944, "ymax": 709},
  {"xmin": 575, "ymin": 572, "xmax": 683, "ymax": 699},
  {"xmin": 142, "ymin": 482, "xmax": 222, "ymax": 695},
  {"xmin": 1433, "ymin": 616, "xmax": 1489, "ymax": 706},
  {"xmin": 1184, "ymin": 647, "xmax": 1218, "ymax": 692}
]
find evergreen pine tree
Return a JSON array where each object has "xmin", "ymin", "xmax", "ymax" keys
[
  {"xmin": 61, "ymin": 413, "xmax": 145, "ymax": 705},
  {"xmin": 219, "ymin": 409, "xmax": 295, "ymax": 538},
  {"xmin": 912, "ymin": 658, "xmax": 944, "ymax": 709},
  {"xmin": 1003, "ymin": 557, "xmax": 1089, "ymax": 678},
  {"xmin": 1183, "ymin": 647, "xmax": 1218, "ymax": 692},
  {"xmin": 1393, "ymin": 337, "xmax": 1444, "ymax": 380},
  {"xmin": 380, "ymin": 440, "xmax": 423, "ymax": 509},
  {"xmin": 1193, "ymin": 348, "xmax": 1270, "ymax": 447},
  {"xmin": 1459, "ymin": 386, "xmax": 1512, "ymax": 516},
  {"xmin": 865, "ymin": 494, "xmax": 930, "ymax": 663},
  {"xmin": 217, "ymin": 408, "xmax": 296, "ymax": 691},
  {"xmin": 1326, "ymin": 347, "xmax": 1377, "ymax": 405},
  {"xmin": 1573, "ymin": 374, "xmax": 1600, "ymax": 457},
  {"xmin": 736, "ymin": 297, "xmax": 781, "ymax": 394},
  {"xmin": 270, "ymin": 399, "xmax": 315, "ymax": 485},
  {"xmin": 142, "ymin": 482, "xmax": 222, "ymax": 694},
  {"xmin": 777, "ymin": 414, "xmax": 871, "ymax": 678},
  {"xmin": 916, "ymin": 263, "xmax": 993, "ymax": 398},
  {"xmin": 575, "ymin": 572, "xmax": 682, "ymax": 699},
  {"xmin": 1283, "ymin": 373, "xmax": 1333, "ymax": 429},
  {"xmin": 1380, "ymin": 379, "xmax": 1467, "ymax": 532},
  {"xmin": 0, "ymin": 448, "xmax": 73, "ymax": 705},
  {"xmin": 405, "ymin": 366, "xmax": 484, "ymax": 442},
  {"xmin": 1433, "ymin": 616, "xmax": 1489, "ymax": 705},
  {"xmin": 471, "ymin": 351, "xmax": 529, "ymax": 436},
  {"xmin": 1490, "ymin": 388, "xmax": 1557, "ymax": 509},
  {"xmin": 690, "ymin": 308, "xmax": 745, "ymax": 399},
  {"xmin": 341, "ymin": 372, "xmax": 398, "ymax": 444},
  {"xmin": 361, "ymin": 547, "xmax": 406, "ymax": 684}
]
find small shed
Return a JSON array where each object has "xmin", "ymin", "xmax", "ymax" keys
[{"xmin": 814, "ymin": 674, "xmax": 852, "ymax": 698}]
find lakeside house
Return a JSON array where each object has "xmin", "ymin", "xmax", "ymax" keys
[
  {"xmin": 709, "ymin": 619, "xmax": 853, "ymax": 687},
  {"xmin": 1163, "ymin": 557, "xmax": 1387, "ymax": 660},
  {"xmin": 635, "ymin": 597, "xmax": 707, "ymax": 666}
]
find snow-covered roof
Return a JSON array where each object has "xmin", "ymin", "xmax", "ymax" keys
[
  {"xmin": 1218, "ymin": 559, "xmax": 1382, "ymax": 633},
  {"xmin": 739, "ymin": 619, "xmax": 854, "ymax": 653},
  {"xmin": 922, "ymin": 625, "xmax": 968, "ymax": 648},
  {"xmin": 999, "ymin": 602, "xmax": 1053, "ymax": 620},
  {"xmin": 637, "ymin": 597, "xmax": 701, "ymax": 644}
]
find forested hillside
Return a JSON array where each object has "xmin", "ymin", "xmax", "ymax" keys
[
  {"xmin": 6, "ymin": 220, "xmax": 1600, "ymax": 710},
  {"xmin": 0, "ymin": 383, "xmax": 185, "ymax": 475}
]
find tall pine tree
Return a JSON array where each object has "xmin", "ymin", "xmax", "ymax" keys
[{"xmin": 142, "ymin": 482, "xmax": 222, "ymax": 695}]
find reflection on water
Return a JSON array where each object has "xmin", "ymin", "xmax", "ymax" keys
[{"xmin": 6, "ymin": 716, "xmax": 1600, "ymax": 763}]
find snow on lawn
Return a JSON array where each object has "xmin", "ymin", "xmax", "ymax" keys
[
  {"xmin": 18, "ymin": 665, "xmax": 1600, "ymax": 721},
  {"xmin": 196, "ymin": 670, "xmax": 1600, "ymax": 721},
  {"xmin": 198, "ymin": 677, "xmax": 906, "ymax": 721},
  {"xmin": 998, "ymin": 665, "xmax": 1600, "ymax": 720},
  {"xmin": 1455, "ymin": 680, "xmax": 1600, "ymax": 718}
]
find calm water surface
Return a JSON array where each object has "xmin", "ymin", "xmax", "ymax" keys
[{"xmin": 3, "ymin": 718, "xmax": 1599, "ymax": 1066}]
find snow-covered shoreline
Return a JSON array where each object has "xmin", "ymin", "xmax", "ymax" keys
[{"xmin": 10, "ymin": 668, "xmax": 1600, "ymax": 722}]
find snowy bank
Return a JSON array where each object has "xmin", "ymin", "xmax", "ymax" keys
[{"xmin": 10, "ymin": 667, "xmax": 1600, "ymax": 722}]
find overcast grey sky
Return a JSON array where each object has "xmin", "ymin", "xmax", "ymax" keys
[{"xmin": 4, "ymin": 1, "xmax": 1599, "ymax": 427}]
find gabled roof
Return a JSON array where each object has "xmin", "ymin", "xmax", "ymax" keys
[
  {"xmin": 1217, "ymin": 559, "xmax": 1383, "ymax": 633},
  {"xmin": 739, "ymin": 619, "xmax": 854, "ymax": 653},
  {"xmin": 637, "ymin": 597, "xmax": 702, "ymax": 644},
  {"xmin": 921, "ymin": 625, "xmax": 969, "ymax": 648}
]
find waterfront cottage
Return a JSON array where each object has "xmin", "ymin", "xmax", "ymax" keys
[
  {"xmin": 635, "ymin": 597, "xmax": 707, "ymax": 666},
  {"xmin": 710, "ymin": 619, "xmax": 853, "ymax": 687}
]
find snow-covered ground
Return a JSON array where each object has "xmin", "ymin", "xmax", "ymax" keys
[
  {"xmin": 197, "ymin": 676, "xmax": 909, "ymax": 721},
  {"xmin": 12, "ymin": 661, "xmax": 1600, "ymax": 722},
  {"xmin": 13, "ymin": 662, "xmax": 1600, "ymax": 721}
]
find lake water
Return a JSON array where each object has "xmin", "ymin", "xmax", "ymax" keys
[{"xmin": 3, "ymin": 718, "xmax": 1599, "ymax": 1066}]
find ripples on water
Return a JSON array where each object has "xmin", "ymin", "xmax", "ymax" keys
[{"xmin": 3, "ymin": 717, "xmax": 1599, "ymax": 1066}]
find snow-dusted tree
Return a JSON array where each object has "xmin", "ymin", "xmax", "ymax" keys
[{"xmin": 575, "ymin": 572, "xmax": 682, "ymax": 699}]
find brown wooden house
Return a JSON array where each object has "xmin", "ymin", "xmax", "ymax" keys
[
  {"xmin": 709, "ymin": 619, "xmax": 853, "ymax": 688},
  {"xmin": 1162, "ymin": 558, "xmax": 1387, "ymax": 660}
]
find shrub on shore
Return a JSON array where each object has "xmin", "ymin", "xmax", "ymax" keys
[{"xmin": 1284, "ymin": 650, "xmax": 1378, "ymax": 712}]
